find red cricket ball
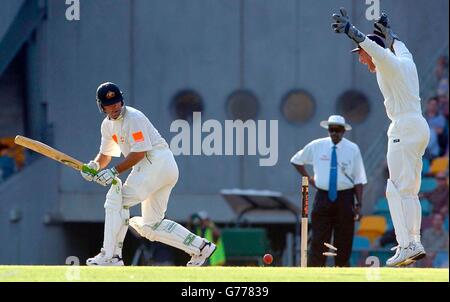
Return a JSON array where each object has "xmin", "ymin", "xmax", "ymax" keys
[{"xmin": 263, "ymin": 253, "xmax": 273, "ymax": 265}]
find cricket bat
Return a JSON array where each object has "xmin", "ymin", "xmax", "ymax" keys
[{"xmin": 14, "ymin": 135, "xmax": 97, "ymax": 175}]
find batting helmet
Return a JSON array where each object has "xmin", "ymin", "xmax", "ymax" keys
[{"xmin": 96, "ymin": 82, "xmax": 124, "ymax": 112}]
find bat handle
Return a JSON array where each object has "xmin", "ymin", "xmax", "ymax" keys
[
  {"xmin": 82, "ymin": 165, "xmax": 118, "ymax": 185},
  {"xmin": 81, "ymin": 165, "xmax": 97, "ymax": 175}
]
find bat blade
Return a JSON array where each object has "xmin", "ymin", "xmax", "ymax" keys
[{"xmin": 14, "ymin": 135, "xmax": 83, "ymax": 171}]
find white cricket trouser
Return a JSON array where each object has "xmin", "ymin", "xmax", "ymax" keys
[
  {"xmin": 102, "ymin": 144, "xmax": 179, "ymax": 258},
  {"xmin": 103, "ymin": 144, "xmax": 207, "ymax": 258},
  {"xmin": 386, "ymin": 113, "xmax": 430, "ymax": 247},
  {"xmin": 122, "ymin": 144, "xmax": 179, "ymax": 224},
  {"xmin": 123, "ymin": 144, "xmax": 207, "ymax": 256}
]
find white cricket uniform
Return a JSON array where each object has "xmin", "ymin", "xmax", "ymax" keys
[
  {"xmin": 98, "ymin": 106, "xmax": 207, "ymax": 261},
  {"xmin": 360, "ymin": 38, "xmax": 430, "ymax": 247},
  {"xmin": 100, "ymin": 106, "xmax": 178, "ymax": 225},
  {"xmin": 290, "ymin": 137, "xmax": 367, "ymax": 190}
]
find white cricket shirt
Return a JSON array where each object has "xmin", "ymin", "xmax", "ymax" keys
[
  {"xmin": 290, "ymin": 137, "xmax": 367, "ymax": 191},
  {"xmin": 100, "ymin": 106, "xmax": 167, "ymax": 157},
  {"xmin": 360, "ymin": 38, "xmax": 422, "ymax": 121}
]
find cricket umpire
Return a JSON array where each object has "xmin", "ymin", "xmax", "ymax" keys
[{"xmin": 291, "ymin": 115, "xmax": 367, "ymax": 267}]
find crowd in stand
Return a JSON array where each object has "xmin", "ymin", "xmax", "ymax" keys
[
  {"xmin": 425, "ymin": 55, "xmax": 449, "ymax": 160},
  {"xmin": 418, "ymin": 56, "xmax": 449, "ymax": 268}
]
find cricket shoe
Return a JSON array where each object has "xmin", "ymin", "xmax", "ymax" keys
[
  {"xmin": 407, "ymin": 241, "xmax": 426, "ymax": 262},
  {"xmin": 386, "ymin": 245, "xmax": 402, "ymax": 267},
  {"xmin": 186, "ymin": 241, "xmax": 216, "ymax": 267},
  {"xmin": 386, "ymin": 242, "xmax": 426, "ymax": 267},
  {"xmin": 86, "ymin": 248, "xmax": 124, "ymax": 266}
]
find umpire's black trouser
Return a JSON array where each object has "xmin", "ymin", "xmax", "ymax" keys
[{"xmin": 308, "ymin": 188, "xmax": 355, "ymax": 267}]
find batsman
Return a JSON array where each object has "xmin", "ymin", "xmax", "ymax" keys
[
  {"xmin": 332, "ymin": 8, "xmax": 430, "ymax": 266},
  {"xmin": 81, "ymin": 82, "xmax": 216, "ymax": 266}
]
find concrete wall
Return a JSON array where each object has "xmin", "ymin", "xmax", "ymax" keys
[
  {"xmin": 0, "ymin": 0, "xmax": 448, "ymax": 263},
  {"xmin": 0, "ymin": 48, "xmax": 26, "ymax": 137},
  {"xmin": 0, "ymin": 0, "xmax": 27, "ymax": 137},
  {"xmin": 0, "ymin": 0, "xmax": 25, "ymax": 41},
  {"xmin": 0, "ymin": 159, "xmax": 70, "ymax": 264},
  {"xmin": 38, "ymin": 0, "xmax": 447, "ymax": 221}
]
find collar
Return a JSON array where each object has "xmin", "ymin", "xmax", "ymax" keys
[
  {"xmin": 108, "ymin": 106, "xmax": 127, "ymax": 121},
  {"xmin": 328, "ymin": 137, "xmax": 345, "ymax": 149}
]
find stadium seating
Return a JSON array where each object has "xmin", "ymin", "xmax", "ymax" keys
[
  {"xmin": 384, "ymin": 215, "xmax": 394, "ymax": 230},
  {"xmin": 373, "ymin": 197, "xmax": 394, "ymax": 230},
  {"xmin": 422, "ymin": 158, "xmax": 430, "ymax": 175},
  {"xmin": 374, "ymin": 213, "xmax": 393, "ymax": 230},
  {"xmin": 420, "ymin": 177, "xmax": 438, "ymax": 193},
  {"xmin": 356, "ymin": 216, "xmax": 387, "ymax": 244},
  {"xmin": 421, "ymin": 215, "xmax": 433, "ymax": 230},
  {"xmin": 419, "ymin": 199, "xmax": 432, "ymax": 216},
  {"xmin": 0, "ymin": 156, "xmax": 15, "ymax": 180},
  {"xmin": 0, "ymin": 137, "xmax": 25, "ymax": 169},
  {"xmin": 432, "ymin": 251, "xmax": 449, "ymax": 268},
  {"xmin": 373, "ymin": 197, "xmax": 389, "ymax": 214},
  {"xmin": 352, "ymin": 236, "xmax": 371, "ymax": 250},
  {"xmin": 370, "ymin": 250, "xmax": 392, "ymax": 265},
  {"xmin": 373, "ymin": 196, "xmax": 431, "ymax": 225},
  {"xmin": 221, "ymin": 227, "xmax": 270, "ymax": 265},
  {"xmin": 429, "ymin": 157, "xmax": 449, "ymax": 175},
  {"xmin": 354, "ymin": 220, "xmax": 360, "ymax": 233},
  {"xmin": 350, "ymin": 236, "xmax": 371, "ymax": 266}
]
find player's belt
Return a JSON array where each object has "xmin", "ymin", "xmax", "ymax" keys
[{"xmin": 391, "ymin": 112, "xmax": 421, "ymax": 121}]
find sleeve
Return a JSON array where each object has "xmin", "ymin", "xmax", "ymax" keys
[
  {"xmin": 127, "ymin": 114, "xmax": 153, "ymax": 153},
  {"xmin": 392, "ymin": 40, "xmax": 413, "ymax": 60},
  {"xmin": 290, "ymin": 142, "xmax": 314, "ymax": 166},
  {"xmin": 99, "ymin": 121, "xmax": 121, "ymax": 157},
  {"xmin": 353, "ymin": 146, "xmax": 368, "ymax": 185},
  {"xmin": 359, "ymin": 37, "xmax": 399, "ymax": 71}
]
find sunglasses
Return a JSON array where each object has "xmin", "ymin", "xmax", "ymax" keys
[{"xmin": 328, "ymin": 127, "xmax": 345, "ymax": 133}]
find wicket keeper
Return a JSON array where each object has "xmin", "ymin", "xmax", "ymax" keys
[{"xmin": 332, "ymin": 8, "xmax": 430, "ymax": 266}]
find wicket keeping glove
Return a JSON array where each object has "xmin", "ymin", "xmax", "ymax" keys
[
  {"xmin": 373, "ymin": 12, "xmax": 399, "ymax": 49},
  {"xmin": 81, "ymin": 160, "xmax": 100, "ymax": 182},
  {"xmin": 332, "ymin": 7, "xmax": 366, "ymax": 44},
  {"xmin": 93, "ymin": 167, "xmax": 119, "ymax": 186}
]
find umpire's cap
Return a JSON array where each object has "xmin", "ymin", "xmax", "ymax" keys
[
  {"xmin": 351, "ymin": 34, "xmax": 385, "ymax": 53},
  {"xmin": 96, "ymin": 82, "xmax": 124, "ymax": 107}
]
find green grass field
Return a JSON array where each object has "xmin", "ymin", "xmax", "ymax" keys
[{"xmin": 0, "ymin": 266, "xmax": 448, "ymax": 282}]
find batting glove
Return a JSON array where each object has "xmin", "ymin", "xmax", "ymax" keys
[
  {"xmin": 373, "ymin": 12, "xmax": 399, "ymax": 49},
  {"xmin": 93, "ymin": 167, "xmax": 119, "ymax": 186},
  {"xmin": 332, "ymin": 7, "xmax": 365, "ymax": 44},
  {"xmin": 81, "ymin": 160, "xmax": 100, "ymax": 182}
]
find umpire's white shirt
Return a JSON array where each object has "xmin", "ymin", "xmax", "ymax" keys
[{"xmin": 290, "ymin": 137, "xmax": 367, "ymax": 191}]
